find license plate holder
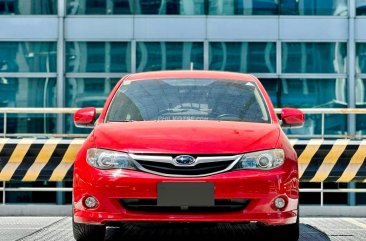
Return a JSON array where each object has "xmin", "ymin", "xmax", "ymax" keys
[{"xmin": 157, "ymin": 182, "xmax": 214, "ymax": 207}]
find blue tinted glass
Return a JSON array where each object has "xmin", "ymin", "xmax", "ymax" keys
[
  {"xmin": 0, "ymin": 0, "xmax": 57, "ymax": 14},
  {"xmin": 66, "ymin": 42, "xmax": 131, "ymax": 72},
  {"xmin": 0, "ymin": 77, "xmax": 56, "ymax": 107},
  {"xmin": 136, "ymin": 42, "xmax": 203, "ymax": 72},
  {"xmin": 261, "ymin": 78, "xmax": 347, "ymax": 108},
  {"xmin": 355, "ymin": 78, "xmax": 366, "ymax": 135},
  {"xmin": 356, "ymin": 79, "xmax": 366, "ymax": 108},
  {"xmin": 357, "ymin": 43, "xmax": 366, "ymax": 73},
  {"xmin": 284, "ymin": 114, "xmax": 347, "ymax": 136},
  {"xmin": 67, "ymin": 0, "xmax": 205, "ymax": 15},
  {"xmin": 209, "ymin": 42, "xmax": 276, "ymax": 73},
  {"xmin": 65, "ymin": 77, "xmax": 120, "ymax": 134},
  {"xmin": 261, "ymin": 78, "xmax": 348, "ymax": 135},
  {"xmin": 357, "ymin": 0, "xmax": 366, "ymax": 15},
  {"xmin": 0, "ymin": 42, "xmax": 57, "ymax": 72},
  {"xmin": 280, "ymin": 0, "xmax": 347, "ymax": 15},
  {"xmin": 0, "ymin": 78, "xmax": 57, "ymax": 134},
  {"xmin": 65, "ymin": 78, "xmax": 120, "ymax": 107},
  {"xmin": 135, "ymin": 0, "xmax": 205, "ymax": 14},
  {"xmin": 107, "ymin": 78, "xmax": 270, "ymax": 123},
  {"xmin": 209, "ymin": 0, "xmax": 278, "ymax": 15},
  {"xmin": 282, "ymin": 42, "xmax": 347, "ymax": 73},
  {"xmin": 67, "ymin": 0, "xmax": 133, "ymax": 14}
]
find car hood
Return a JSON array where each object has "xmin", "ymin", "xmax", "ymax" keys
[{"xmin": 93, "ymin": 121, "xmax": 280, "ymax": 154}]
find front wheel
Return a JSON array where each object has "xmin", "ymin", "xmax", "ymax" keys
[{"xmin": 73, "ymin": 219, "xmax": 106, "ymax": 241}]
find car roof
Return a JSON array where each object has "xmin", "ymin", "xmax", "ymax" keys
[{"xmin": 124, "ymin": 70, "xmax": 258, "ymax": 82}]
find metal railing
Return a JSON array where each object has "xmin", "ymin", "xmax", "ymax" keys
[
  {"xmin": 0, "ymin": 108, "xmax": 102, "ymax": 138},
  {"xmin": 0, "ymin": 182, "xmax": 72, "ymax": 205},
  {"xmin": 1, "ymin": 107, "xmax": 366, "ymax": 206},
  {"xmin": 1, "ymin": 107, "xmax": 366, "ymax": 138}
]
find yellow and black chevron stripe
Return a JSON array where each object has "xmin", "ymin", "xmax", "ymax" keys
[
  {"xmin": 0, "ymin": 138, "xmax": 84, "ymax": 182},
  {"xmin": 0, "ymin": 138, "xmax": 366, "ymax": 182},
  {"xmin": 293, "ymin": 139, "xmax": 366, "ymax": 182}
]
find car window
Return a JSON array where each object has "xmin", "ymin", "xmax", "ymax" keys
[{"xmin": 106, "ymin": 78, "xmax": 271, "ymax": 123}]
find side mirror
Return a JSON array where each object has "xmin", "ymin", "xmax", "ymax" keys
[
  {"xmin": 280, "ymin": 107, "xmax": 304, "ymax": 128},
  {"xmin": 74, "ymin": 107, "xmax": 96, "ymax": 128}
]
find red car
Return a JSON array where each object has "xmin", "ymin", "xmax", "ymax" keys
[{"xmin": 72, "ymin": 71, "xmax": 304, "ymax": 241}]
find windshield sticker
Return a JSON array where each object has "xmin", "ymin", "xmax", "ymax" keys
[{"xmin": 158, "ymin": 116, "xmax": 209, "ymax": 121}]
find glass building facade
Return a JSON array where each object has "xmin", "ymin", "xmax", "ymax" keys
[
  {"xmin": 1, "ymin": 0, "xmax": 366, "ymax": 136},
  {"xmin": 1, "ymin": 0, "xmax": 366, "ymax": 205}
]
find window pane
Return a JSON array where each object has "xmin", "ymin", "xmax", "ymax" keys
[
  {"xmin": 0, "ymin": 78, "xmax": 57, "ymax": 134},
  {"xmin": 282, "ymin": 42, "xmax": 347, "ymax": 73},
  {"xmin": 136, "ymin": 42, "xmax": 203, "ymax": 72},
  {"xmin": 67, "ymin": 0, "xmax": 133, "ymax": 14},
  {"xmin": 208, "ymin": 0, "xmax": 278, "ymax": 15},
  {"xmin": 0, "ymin": 77, "xmax": 56, "ymax": 107},
  {"xmin": 356, "ymin": 79, "xmax": 366, "ymax": 134},
  {"xmin": 261, "ymin": 78, "xmax": 347, "ymax": 136},
  {"xmin": 65, "ymin": 78, "xmax": 120, "ymax": 107},
  {"xmin": 357, "ymin": 0, "xmax": 366, "ymax": 15},
  {"xmin": 67, "ymin": 0, "xmax": 206, "ymax": 15},
  {"xmin": 356, "ymin": 79, "xmax": 366, "ymax": 106},
  {"xmin": 280, "ymin": 0, "xmax": 347, "ymax": 16},
  {"xmin": 357, "ymin": 43, "xmax": 366, "ymax": 73},
  {"xmin": 0, "ymin": 0, "xmax": 57, "ymax": 14},
  {"xmin": 261, "ymin": 78, "xmax": 347, "ymax": 108},
  {"xmin": 0, "ymin": 42, "xmax": 56, "ymax": 72},
  {"xmin": 65, "ymin": 77, "xmax": 120, "ymax": 134},
  {"xmin": 135, "ymin": 0, "xmax": 205, "ymax": 15},
  {"xmin": 209, "ymin": 42, "xmax": 276, "ymax": 73},
  {"xmin": 66, "ymin": 42, "xmax": 131, "ymax": 72}
]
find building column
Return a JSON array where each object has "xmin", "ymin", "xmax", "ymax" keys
[
  {"xmin": 348, "ymin": 0, "xmax": 356, "ymax": 206},
  {"xmin": 56, "ymin": 0, "xmax": 66, "ymax": 205}
]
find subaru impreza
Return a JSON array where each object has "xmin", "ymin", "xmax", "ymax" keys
[{"xmin": 72, "ymin": 71, "xmax": 304, "ymax": 241}]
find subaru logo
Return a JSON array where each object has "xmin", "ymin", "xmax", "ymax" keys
[{"xmin": 173, "ymin": 155, "xmax": 196, "ymax": 166}]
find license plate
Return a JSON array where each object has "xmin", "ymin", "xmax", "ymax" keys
[{"xmin": 157, "ymin": 182, "xmax": 214, "ymax": 207}]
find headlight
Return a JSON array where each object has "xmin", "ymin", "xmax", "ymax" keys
[
  {"xmin": 86, "ymin": 148, "xmax": 136, "ymax": 170},
  {"xmin": 233, "ymin": 149, "xmax": 284, "ymax": 170}
]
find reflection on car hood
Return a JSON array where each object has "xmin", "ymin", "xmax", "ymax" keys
[{"xmin": 94, "ymin": 120, "xmax": 280, "ymax": 154}]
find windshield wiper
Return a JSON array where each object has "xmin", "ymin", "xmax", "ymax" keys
[{"xmin": 108, "ymin": 120, "xmax": 136, "ymax": 122}]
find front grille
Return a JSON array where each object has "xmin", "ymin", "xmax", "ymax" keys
[
  {"xmin": 120, "ymin": 199, "xmax": 250, "ymax": 212},
  {"xmin": 137, "ymin": 160, "xmax": 232, "ymax": 175},
  {"xmin": 130, "ymin": 154, "xmax": 240, "ymax": 177}
]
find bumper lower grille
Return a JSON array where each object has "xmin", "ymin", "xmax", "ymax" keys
[{"xmin": 120, "ymin": 199, "xmax": 250, "ymax": 212}]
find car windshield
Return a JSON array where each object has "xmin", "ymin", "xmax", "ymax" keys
[{"xmin": 106, "ymin": 78, "xmax": 271, "ymax": 123}]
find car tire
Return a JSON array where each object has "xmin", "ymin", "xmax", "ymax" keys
[
  {"xmin": 73, "ymin": 219, "xmax": 106, "ymax": 241},
  {"xmin": 258, "ymin": 209, "xmax": 299, "ymax": 241}
]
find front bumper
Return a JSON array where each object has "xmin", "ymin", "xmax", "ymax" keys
[{"xmin": 73, "ymin": 167, "xmax": 299, "ymax": 225}]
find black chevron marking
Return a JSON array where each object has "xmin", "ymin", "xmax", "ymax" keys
[{"xmin": 325, "ymin": 142, "xmax": 358, "ymax": 182}]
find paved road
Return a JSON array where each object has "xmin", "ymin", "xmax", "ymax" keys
[{"xmin": 1, "ymin": 217, "xmax": 366, "ymax": 241}]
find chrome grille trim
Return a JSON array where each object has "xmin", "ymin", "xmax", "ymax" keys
[
  {"xmin": 196, "ymin": 155, "xmax": 242, "ymax": 164},
  {"xmin": 129, "ymin": 154, "xmax": 173, "ymax": 163},
  {"xmin": 129, "ymin": 154, "xmax": 241, "ymax": 166},
  {"xmin": 129, "ymin": 154, "xmax": 242, "ymax": 177}
]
